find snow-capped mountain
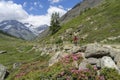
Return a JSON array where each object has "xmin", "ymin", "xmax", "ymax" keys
[
  {"xmin": 0, "ymin": 20, "xmax": 36, "ymax": 40},
  {"xmin": 34, "ymin": 24, "xmax": 49, "ymax": 34},
  {"xmin": 24, "ymin": 23, "xmax": 49, "ymax": 35},
  {"xmin": 0, "ymin": 20, "xmax": 49, "ymax": 40}
]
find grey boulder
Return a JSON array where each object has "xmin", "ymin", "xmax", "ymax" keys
[
  {"xmin": 101, "ymin": 56, "xmax": 120, "ymax": 72},
  {"xmin": 79, "ymin": 60, "xmax": 89, "ymax": 70},
  {"xmin": 85, "ymin": 43, "xmax": 110, "ymax": 58},
  {"xmin": 87, "ymin": 58, "xmax": 101, "ymax": 68},
  {"xmin": 0, "ymin": 51, "xmax": 7, "ymax": 54},
  {"xmin": 0, "ymin": 64, "xmax": 7, "ymax": 80}
]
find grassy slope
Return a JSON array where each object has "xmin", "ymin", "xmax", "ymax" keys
[
  {"xmin": 54, "ymin": 0, "xmax": 120, "ymax": 44},
  {"xmin": 0, "ymin": 32, "xmax": 50, "ymax": 80},
  {"xmin": 0, "ymin": 33, "xmax": 33, "ymax": 67}
]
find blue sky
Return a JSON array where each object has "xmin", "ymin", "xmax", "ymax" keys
[
  {"xmin": 12, "ymin": 0, "xmax": 81, "ymax": 15},
  {"xmin": 0, "ymin": 0, "xmax": 82, "ymax": 27}
]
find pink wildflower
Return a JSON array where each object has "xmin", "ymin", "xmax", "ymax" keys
[
  {"xmin": 100, "ymin": 76, "xmax": 105, "ymax": 80},
  {"xmin": 60, "ymin": 71, "xmax": 64, "ymax": 76},
  {"xmin": 72, "ymin": 56, "xmax": 78, "ymax": 61},
  {"xmin": 93, "ymin": 65, "xmax": 98, "ymax": 70},
  {"xmin": 66, "ymin": 76, "xmax": 71, "ymax": 80}
]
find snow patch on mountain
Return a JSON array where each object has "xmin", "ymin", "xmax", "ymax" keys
[{"xmin": 3, "ymin": 25, "xmax": 12, "ymax": 30}]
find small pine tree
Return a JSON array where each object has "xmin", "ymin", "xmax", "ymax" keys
[{"xmin": 50, "ymin": 12, "xmax": 61, "ymax": 34}]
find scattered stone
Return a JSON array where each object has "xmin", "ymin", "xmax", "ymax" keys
[
  {"xmin": 13, "ymin": 63, "xmax": 22, "ymax": 69},
  {"xmin": 0, "ymin": 51, "xmax": 7, "ymax": 54},
  {"xmin": 65, "ymin": 28, "xmax": 73, "ymax": 34},
  {"xmin": 87, "ymin": 58, "xmax": 101, "ymax": 68},
  {"xmin": 114, "ymin": 53, "xmax": 120, "ymax": 69},
  {"xmin": 49, "ymin": 51, "xmax": 67, "ymax": 66},
  {"xmin": 79, "ymin": 60, "xmax": 89, "ymax": 70},
  {"xmin": 63, "ymin": 44, "xmax": 73, "ymax": 51},
  {"xmin": 77, "ymin": 52, "xmax": 85, "ymax": 59},
  {"xmin": 0, "ymin": 64, "xmax": 7, "ymax": 80},
  {"xmin": 79, "ymin": 46, "xmax": 86, "ymax": 52}
]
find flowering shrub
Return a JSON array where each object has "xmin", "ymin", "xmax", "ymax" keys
[
  {"xmin": 15, "ymin": 53, "xmax": 120, "ymax": 80},
  {"xmin": 54, "ymin": 53, "xmax": 105, "ymax": 80},
  {"xmin": 61, "ymin": 53, "xmax": 83, "ymax": 67}
]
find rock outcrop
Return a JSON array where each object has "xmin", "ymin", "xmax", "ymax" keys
[
  {"xmin": 0, "ymin": 64, "xmax": 7, "ymax": 80},
  {"xmin": 85, "ymin": 43, "xmax": 110, "ymax": 58},
  {"xmin": 48, "ymin": 51, "xmax": 68, "ymax": 66},
  {"xmin": 41, "ymin": 42, "xmax": 120, "ymax": 72},
  {"xmin": 79, "ymin": 43, "xmax": 120, "ymax": 72},
  {"xmin": 101, "ymin": 56, "xmax": 119, "ymax": 72},
  {"xmin": 0, "ymin": 51, "xmax": 7, "ymax": 54},
  {"xmin": 87, "ymin": 58, "xmax": 101, "ymax": 68},
  {"xmin": 13, "ymin": 63, "xmax": 22, "ymax": 69}
]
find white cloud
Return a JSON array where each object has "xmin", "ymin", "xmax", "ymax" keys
[
  {"xmin": 0, "ymin": 1, "xmax": 67, "ymax": 27},
  {"xmin": 39, "ymin": 4, "xmax": 43, "ymax": 8},
  {"xmin": 23, "ymin": 2, "xmax": 27, "ymax": 7},
  {"xmin": 58, "ymin": 5, "xmax": 63, "ymax": 9},
  {"xmin": 0, "ymin": 1, "xmax": 28, "ymax": 21},
  {"xmin": 47, "ymin": 6, "xmax": 66, "ymax": 17},
  {"xmin": 67, "ymin": 8, "xmax": 72, "ymax": 11},
  {"xmin": 22, "ymin": 6, "xmax": 66, "ymax": 27},
  {"xmin": 29, "ymin": 7, "xmax": 34, "ymax": 11},
  {"xmin": 48, "ymin": 0, "xmax": 61, "ymax": 4},
  {"xmin": 33, "ymin": 2, "xmax": 43, "ymax": 9},
  {"xmin": 34, "ymin": 2, "xmax": 37, "ymax": 6},
  {"xmin": 22, "ymin": 15, "xmax": 51, "ymax": 27}
]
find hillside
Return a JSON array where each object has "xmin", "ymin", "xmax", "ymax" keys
[
  {"xmin": 1, "ymin": 0, "xmax": 120, "ymax": 80},
  {"xmin": 0, "ymin": 32, "xmax": 50, "ymax": 80},
  {"xmin": 55, "ymin": 0, "xmax": 120, "ymax": 44},
  {"xmin": 9, "ymin": 0, "xmax": 120, "ymax": 80},
  {"xmin": 60, "ymin": 0, "xmax": 104, "ymax": 24}
]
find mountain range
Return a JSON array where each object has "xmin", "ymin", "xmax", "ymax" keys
[{"xmin": 0, "ymin": 20, "xmax": 49, "ymax": 40}]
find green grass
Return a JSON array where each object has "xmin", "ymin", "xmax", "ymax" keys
[
  {"xmin": 49, "ymin": 0, "xmax": 120, "ymax": 44},
  {"xmin": 0, "ymin": 32, "xmax": 50, "ymax": 80}
]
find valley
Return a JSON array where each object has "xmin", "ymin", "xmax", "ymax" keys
[{"xmin": 0, "ymin": 0, "xmax": 120, "ymax": 80}]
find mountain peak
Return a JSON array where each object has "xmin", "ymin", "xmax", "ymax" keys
[{"xmin": 0, "ymin": 20, "xmax": 49, "ymax": 40}]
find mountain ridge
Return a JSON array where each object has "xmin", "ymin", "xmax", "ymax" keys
[
  {"xmin": 0, "ymin": 20, "xmax": 49, "ymax": 40},
  {"xmin": 60, "ymin": 0, "xmax": 104, "ymax": 24}
]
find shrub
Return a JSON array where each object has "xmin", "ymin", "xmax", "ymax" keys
[
  {"xmin": 53, "ymin": 53, "xmax": 105, "ymax": 80},
  {"xmin": 55, "ymin": 38, "xmax": 63, "ymax": 44}
]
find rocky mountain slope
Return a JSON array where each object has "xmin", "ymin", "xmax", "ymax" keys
[
  {"xmin": 34, "ymin": 24, "xmax": 49, "ymax": 34},
  {"xmin": 0, "ymin": 20, "xmax": 36, "ymax": 40},
  {"xmin": 60, "ymin": 0, "xmax": 103, "ymax": 24},
  {"xmin": 0, "ymin": 20, "xmax": 49, "ymax": 40},
  {"xmin": 27, "ymin": 0, "xmax": 120, "ymax": 79},
  {"xmin": 56, "ymin": 0, "xmax": 120, "ymax": 44}
]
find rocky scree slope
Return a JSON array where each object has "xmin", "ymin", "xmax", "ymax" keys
[
  {"xmin": 56, "ymin": 0, "xmax": 120, "ymax": 44},
  {"xmin": 60, "ymin": 0, "xmax": 104, "ymax": 24}
]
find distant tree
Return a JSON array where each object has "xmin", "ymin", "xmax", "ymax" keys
[{"xmin": 50, "ymin": 12, "xmax": 61, "ymax": 34}]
